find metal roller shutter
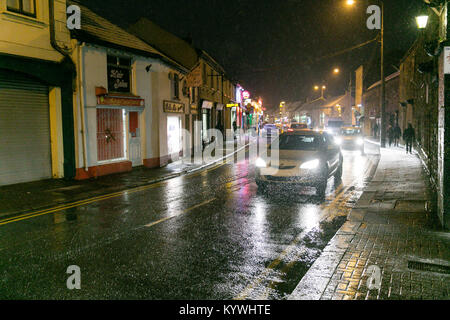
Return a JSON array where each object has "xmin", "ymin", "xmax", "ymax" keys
[{"xmin": 0, "ymin": 69, "xmax": 52, "ymax": 186}]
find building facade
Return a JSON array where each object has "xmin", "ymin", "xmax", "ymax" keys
[
  {"xmin": 70, "ymin": 3, "xmax": 190, "ymax": 179},
  {"xmin": 128, "ymin": 18, "xmax": 236, "ymax": 148},
  {"xmin": 398, "ymin": 2, "xmax": 448, "ymax": 229},
  {"xmin": 363, "ymin": 72, "xmax": 400, "ymax": 137},
  {"xmin": 0, "ymin": 0, "xmax": 76, "ymax": 186}
]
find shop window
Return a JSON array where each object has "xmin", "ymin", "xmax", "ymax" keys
[
  {"xmin": 7, "ymin": 0, "xmax": 36, "ymax": 17},
  {"xmin": 167, "ymin": 116, "xmax": 181, "ymax": 155},
  {"xmin": 107, "ymin": 55, "xmax": 132, "ymax": 93}
]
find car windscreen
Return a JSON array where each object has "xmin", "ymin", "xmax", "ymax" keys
[
  {"xmin": 291, "ymin": 124, "xmax": 307, "ymax": 129},
  {"xmin": 328, "ymin": 121, "xmax": 343, "ymax": 128},
  {"xmin": 274, "ymin": 135, "xmax": 322, "ymax": 151},
  {"xmin": 341, "ymin": 128, "xmax": 361, "ymax": 136}
]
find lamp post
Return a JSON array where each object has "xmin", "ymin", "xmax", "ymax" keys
[
  {"xmin": 314, "ymin": 85, "xmax": 326, "ymax": 99},
  {"xmin": 347, "ymin": 0, "xmax": 386, "ymax": 147}
]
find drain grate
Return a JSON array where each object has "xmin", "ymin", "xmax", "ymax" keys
[{"xmin": 408, "ymin": 260, "xmax": 450, "ymax": 275}]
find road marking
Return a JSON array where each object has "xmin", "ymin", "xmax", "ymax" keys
[
  {"xmin": 144, "ymin": 198, "xmax": 216, "ymax": 228},
  {"xmin": 0, "ymin": 147, "xmax": 246, "ymax": 227}
]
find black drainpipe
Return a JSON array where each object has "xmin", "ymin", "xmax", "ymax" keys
[{"xmin": 49, "ymin": 0, "xmax": 77, "ymax": 180}]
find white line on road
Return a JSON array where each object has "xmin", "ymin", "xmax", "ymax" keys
[{"xmin": 144, "ymin": 198, "xmax": 217, "ymax": 228}]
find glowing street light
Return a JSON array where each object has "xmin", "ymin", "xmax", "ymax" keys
[
  {"xmin": 334, "ymin": 68, "xmax": 340, "ymax": 74},
  {"xmin": 346, "ymin": 0, "xmax": 355, "ymax": 6},
  {"xmin": 416, "ymin": 15, "xmax": 429, "ymax": 29}
]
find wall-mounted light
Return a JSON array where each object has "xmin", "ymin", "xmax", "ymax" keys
[{"xmin": 416, "ymin": 15, "xmax": 429, "ymax": 29}]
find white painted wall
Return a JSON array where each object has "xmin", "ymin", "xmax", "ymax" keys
[{"xmin": 73, "ymin": 42, "xmax": 189, "ymax": 172}]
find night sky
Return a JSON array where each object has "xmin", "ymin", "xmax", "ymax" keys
[{"xmin": 77, "ymin": 0, "xmax": 423, "ymax": 108}]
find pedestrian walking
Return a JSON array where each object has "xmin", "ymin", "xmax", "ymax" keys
[
  {"xmin": 387, "ymin": 125, "xmax": 394, "ymax": 147},
  {"xmin": 403, "ymin": 123, "xmax": 415, "ymax": 154},
  {"xmin": 373, "ymin": 123, "xmax": 379, "ymax": 138},
  {"xmin": 394, "ymin": 125, "xmax": 401, "ymax": 147}
]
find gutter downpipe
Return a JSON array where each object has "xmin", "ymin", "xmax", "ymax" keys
[
  {"xmin": 49, "ymin": 0, "xmax": 88, "ymax": 173},
  {"xmin": 49, "ymin": 0, "xmax": 80, "ymax": 176},
  {"xmin": 78, "ymin": 42, "xmax": 88, "ymax": 172}
]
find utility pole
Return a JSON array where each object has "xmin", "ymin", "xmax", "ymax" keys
[{"xmin": 380, "ymin": 1, "xmax": 386, "ymax": 148}]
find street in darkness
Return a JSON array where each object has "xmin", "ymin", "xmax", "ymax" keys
[
  {"xmin": 0, "ymin": 141, "xmax": 380, "ymax": 299},
  {"xmin": 0, "ymin": 0, "xmax": 449, "ymax": 306}
]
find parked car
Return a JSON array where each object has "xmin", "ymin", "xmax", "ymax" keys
[
  {"xmin": 255, "ymin": 130, "xmax": 343, "ymax": 198},
  {"xmin": 334, "ymin": 126, "xmax": 365, "ymax": 154}
]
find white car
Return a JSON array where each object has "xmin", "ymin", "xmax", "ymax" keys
[
  {"xmin": 255, "ymin": 130, "xmax": 343, "ymax": 197},
  {"xmin": 334, "ymin": 127, "xmax": 365, "ymax": 153}
]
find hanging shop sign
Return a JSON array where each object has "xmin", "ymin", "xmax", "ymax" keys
[
  {"xmin": 97, "ymin": 95, "xmax": 145, "ymax": 107},
  {"xmin": 163, "ymin": 100, "xmax": 185, "ymax": 113},
  {"xmin": 227, "ymin": 103, "xmax": 239, "ymax": 108},
  {"xmin": 216, "ymin": 104, "xmax": 224, "ymax": 111},
  {"xmin": 242, "ymin": 91, "xmax": 250, "ymax": 100},
  {"xmin": 202, "ymin": 100, "xmax": 213, "ymax": 109},
  {"xmin": 444, "ymin": 47, "xmax": 450, "ymax": 74}
]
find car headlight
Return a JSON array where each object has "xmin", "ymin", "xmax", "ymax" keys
[
  {"xmin": 255, "ymin": 157, "xmax": 268, "ymax": 168},
  {"xmin": 356, "ymin": 138, "xmax": 364, "ymax": 145},
  {"xmin": 300, "ymin": 159, "xmax": 320, "ymax": 170},
  {"xmin": 334, "ymin": 137, "xmax": 342, "ymax": 145}
]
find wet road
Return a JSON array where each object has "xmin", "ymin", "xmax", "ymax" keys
[{"xmin": 0, "ymin": 140, "xmax": 380, "ymax": 299}]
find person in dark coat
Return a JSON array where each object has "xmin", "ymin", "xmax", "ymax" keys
[
  {"xmin": 393, "ymin": 125, "xmax": 401, "ymax": 147},
  {"xmin": 403, "ymin": 123, "xmax": 415, "ymax": 154},
  {"xmin": 373, "ymin": 123, "xmax": 379, "ymax": 138},
  {"xmin": 387, "ymin": 125, "xmax": 394, "ymax": 147}
]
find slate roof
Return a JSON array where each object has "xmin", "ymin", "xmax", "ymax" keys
[{"xmin": 68, "ymin": 1, "xmax": 187, "ymax": 72}]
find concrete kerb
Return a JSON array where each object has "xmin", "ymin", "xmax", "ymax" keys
[{"xmin": 0, "ymin": 141, "xmax": 252, "ymax": 221}]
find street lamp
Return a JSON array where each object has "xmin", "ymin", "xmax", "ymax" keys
[
  {"xmin": 314, "ymin": 85, "xmax": 326, "ymax": 99},
  {"xmin": 416, "ymin": 15, "xmax": 429, "ymax": 29},
  {"xmin": 347, "ymin": 0, "xmax": 387, "ymax": 148},
  {"xmin": 334, "ymin": 68, "xmax": 340, "ymax": 74}
]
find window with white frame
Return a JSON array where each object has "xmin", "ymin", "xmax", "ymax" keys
[{"xmin": 7, "ymin": 0, "xmax": 36, "ymax": 17}]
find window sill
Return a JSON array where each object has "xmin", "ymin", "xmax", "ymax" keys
[{"xmin": 1, "ymin": 10, "xmax": 45, "ymax": 28}]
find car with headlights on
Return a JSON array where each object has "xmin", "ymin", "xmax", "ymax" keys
[
  {"xmin": 334, "ymin": 126, "xmax": 365, "ymax": 154},
  {"xmin": 255, "ymin": 130, "xmax": 343, "ymax": 198}
]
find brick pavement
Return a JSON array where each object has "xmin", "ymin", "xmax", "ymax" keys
[{"xmin": 290, "ymin": 146, "xmax": 450, "ymax": 300}]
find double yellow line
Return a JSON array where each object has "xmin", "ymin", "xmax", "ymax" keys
[{"xmin": 0, "ymin": 152, "xmax": 241, "ymax": 227}]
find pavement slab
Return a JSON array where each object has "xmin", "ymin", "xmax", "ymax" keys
[{"xmin": 290, "ymin": 147, "xmax": 450, "ymax": 300}]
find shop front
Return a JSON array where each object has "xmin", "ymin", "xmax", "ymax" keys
[
  {"xmin": 163, "ymin": 100, "xmax": 184, "ymax": 161},
  {"xmin": 0, "ymin": 55, "xmax": 75, "ymax": 186},
  {"xmin": 201, "ymin": 100, "xmax": 213, "ymax": 144},
  {"xmin": 87, "ymin": 92, "xmax": 146, "ymax": 178}
]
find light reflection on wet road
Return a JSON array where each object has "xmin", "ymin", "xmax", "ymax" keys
[{"xmin": 0, "ymin": 141, "xmax": 380, "ymax": 299}]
